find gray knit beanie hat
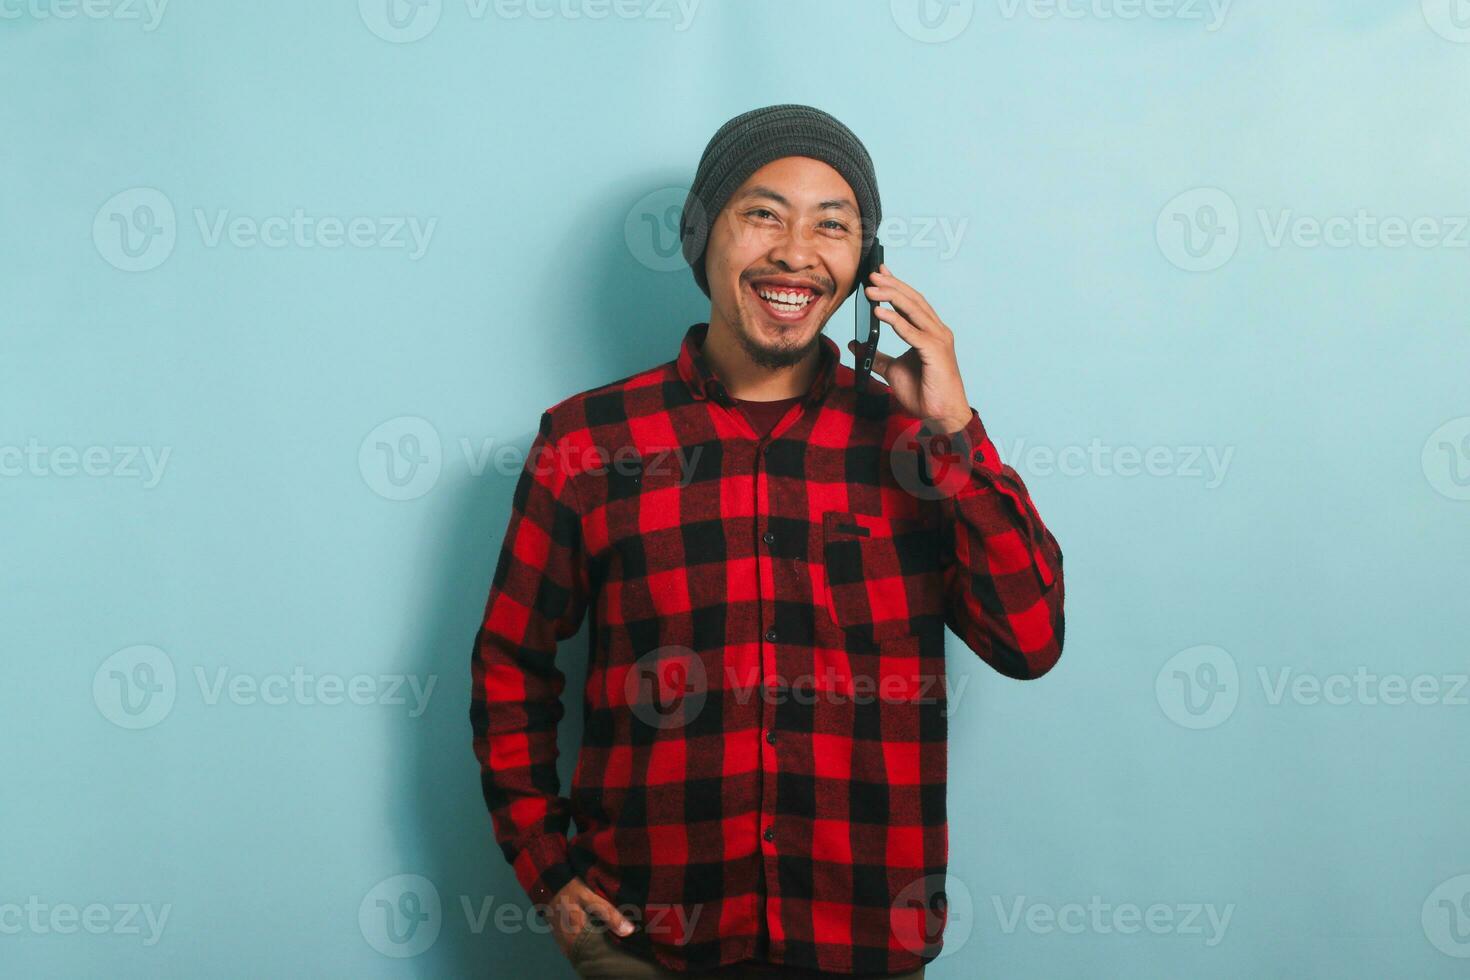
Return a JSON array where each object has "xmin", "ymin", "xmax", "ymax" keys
[{"xmin": 680, "ymin": 104, "xmax": 882, "ymax": 300}]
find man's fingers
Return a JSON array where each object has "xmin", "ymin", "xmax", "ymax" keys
[
  {"xmin": 873, "ymin": 266, "xmax": 943, "ymax": 331},
  {"xmin": 548, "ymin": 896, "xmax": 584, "ymax": 937},
  {"xmin": 587, "ymin": 897, "xmax": 636, "ymax": 936},
  {"xmin": 874, "ymin": 304, "xmax": 923, "ymax": 346},
  {"xmin": 555, "ymin": 882, "xmax": 635, "ymax": 937}
]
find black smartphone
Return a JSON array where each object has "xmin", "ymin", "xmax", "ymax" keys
[{"xmin": 854, "ymin": 239, "xmax": 884, "ymax": 387}]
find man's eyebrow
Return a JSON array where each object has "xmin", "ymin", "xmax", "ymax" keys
[{"xmin": 735, "ymin": 185, "xmax": 858, "ymax": 216}]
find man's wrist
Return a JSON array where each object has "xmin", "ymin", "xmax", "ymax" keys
[{"xmin": 931, "ymin": 410, "xmax": 974, "ymax": 438}]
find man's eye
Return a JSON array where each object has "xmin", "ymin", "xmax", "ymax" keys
[
  {"xmin": 747, "ymin": 208, "xmax": 777, "ymax": 220},
  {"xmin": 820, "ymin": 220, "xmax": 850, "ymax": 232}
]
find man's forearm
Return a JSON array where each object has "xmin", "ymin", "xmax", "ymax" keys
[{"xmin": 936, "ymin": 408, "xmax": 1065, "ymax": 679}]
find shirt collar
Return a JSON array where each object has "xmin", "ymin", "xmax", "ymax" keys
[{"xmin": 676, "ymin": 322, "xmax": 840, "ymax": 408}]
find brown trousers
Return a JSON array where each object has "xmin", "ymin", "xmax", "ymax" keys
[{"xmin": 567, "ymin": 920, "xmax": 927, "ymax": 980}]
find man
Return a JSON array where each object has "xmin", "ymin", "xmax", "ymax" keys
[{"xmin": 470, "ymin": 104, "xmax": 1065, "ymax": 979}]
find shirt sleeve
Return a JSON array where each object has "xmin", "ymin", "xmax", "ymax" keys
[
  {"xmin": 934, "ymin": 407, "xmax": 1065, "ymax": 679},
  {"xmin": 469, "ymin": 410, "xmax": 590, "ymax": 908}
]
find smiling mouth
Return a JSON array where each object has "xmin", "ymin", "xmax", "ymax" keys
[{"xmin": 748, "ymin": 281, "xmax": 822, "ymax": 323}]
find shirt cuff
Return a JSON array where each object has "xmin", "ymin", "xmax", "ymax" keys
[
  {"xmin": 513, "ymin": 832, "xmax": 577, "ymax": 912},
  {"xmin": 941, "ymin": 408, "xmax": 1005, "ymax": 497}
]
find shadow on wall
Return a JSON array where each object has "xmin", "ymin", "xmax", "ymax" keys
[
  {"xmin": 391, "ymin": 175, "xmax": 708, "ymax": 978},
  {"xmin": 569, "ymin": 171, "xmax": 716, "ymax": 387}
]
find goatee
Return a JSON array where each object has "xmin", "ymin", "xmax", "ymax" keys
[{"xmin": 734, "ymin": 316, "xmax": 822, "ymax": 370}]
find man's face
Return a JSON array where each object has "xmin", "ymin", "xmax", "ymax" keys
[{"xmin": 704, "ymin": 156, "xmax": 864, "ymax": 370}]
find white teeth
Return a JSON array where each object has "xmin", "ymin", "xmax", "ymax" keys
[{"xmin": 757, "ymin": 286, "xmax": 813, "ymax": 310}]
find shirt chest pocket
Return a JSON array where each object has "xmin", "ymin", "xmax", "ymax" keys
[{"xmin": 821, "ymin": 511, "xmax": 946, "ymax": 643}]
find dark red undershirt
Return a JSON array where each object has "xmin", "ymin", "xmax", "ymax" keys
[{"xmin": 732, "ymin": 394, "xmax": 804, "ymax": 439}]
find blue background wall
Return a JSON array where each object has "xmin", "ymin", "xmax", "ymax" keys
[{"xmin": 4, "ymin": 1, "xmax": 1468, "ymax": 976}]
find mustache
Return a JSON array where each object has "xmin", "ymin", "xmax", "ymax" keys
[{"xmin": 742, "ymin": 272, "xmax": 832, "ymax": 294}]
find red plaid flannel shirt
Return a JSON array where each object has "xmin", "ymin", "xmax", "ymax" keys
[{"xmin": 470, "ymin": 321, "xmax": 1065, "ymax": 975}]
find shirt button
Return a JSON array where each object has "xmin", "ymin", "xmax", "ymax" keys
[
  {"xmin": 763, "ymin": 827, "xmax": 775, "ymax": 842},
  {"xmin": 764, "ymin": 628, "xmax": 777, "ymax": 643},
  {"xmin": 765, "ymin": 729, "xmax": 777, "ymax": 744},
  {"xmin": 762, "ymin": 443, "xmax": 772, "ymax": 454},
  {"xmin": 762, "ymin": 531, "xmax": 775, "ymax": 545}
]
